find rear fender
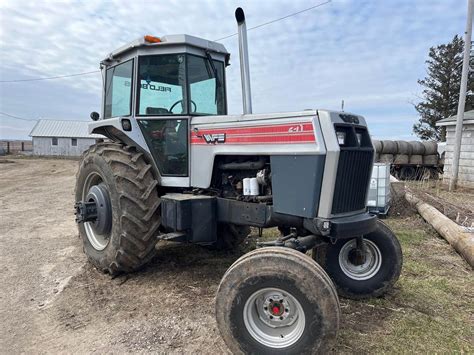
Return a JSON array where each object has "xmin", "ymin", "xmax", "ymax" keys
[
  {"xmin": 89, "ymin": 118, "xmax": 190, "ymax": 188},
  {"xmin": 89, "ymin": 118, "xmax": 150, "ymax": 154},
  {"xmin": 89, "ymin": 118, "xmax": 161, "ymax": 178}
]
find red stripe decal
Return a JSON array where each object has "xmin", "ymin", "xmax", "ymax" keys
[{"xmin": 191, "ymin": 122, "xmax": 316, "ymax": 145}]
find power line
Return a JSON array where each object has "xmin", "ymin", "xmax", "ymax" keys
[
  {"xmin": 0, "ymin": 111, "xmax": 38, "ymax": 121},
  {"xmin": 214, "ymin": 0, "xmax": 331, "ymax": 41},
  {"xmin": 0, "ymin": 70, "xmax": 100, "ymax": 84},
  {"xmin": 0, "ymin": 1, "xmax": 331, "ymax": 84},
  {"xmin": 0, "ymin": 112, "xmax": 89, "ymax": 122}
]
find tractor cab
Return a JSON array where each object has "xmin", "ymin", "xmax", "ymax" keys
[
  {"xmin": 95, "ymin": 35, "xmax": 229, "ymax": 178},
  {"xmin": 100, "ymin": 34, "xmax": 229, "ymax": 118}
]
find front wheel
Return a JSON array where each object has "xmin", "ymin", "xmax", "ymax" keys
[
  {"xmin": 216, "ymin": 247, "xmax": 340, "ymax": 354},
  {"xmin": 313, "ymin": 220, "xmax": 402, "ymax": 299}
]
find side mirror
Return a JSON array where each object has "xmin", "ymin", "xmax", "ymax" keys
[{"xmin": 90, "ymin": 112, "xmax": 100, "ymax": 121}]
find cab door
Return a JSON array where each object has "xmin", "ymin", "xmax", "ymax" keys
[{"xmin": 138, "ymin": 118, "xmax": 189, "ymax": 177}]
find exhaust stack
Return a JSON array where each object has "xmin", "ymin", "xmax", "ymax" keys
[{"xmin": 235, "ymin": 7, "xmax": 253, "ymax": 114}]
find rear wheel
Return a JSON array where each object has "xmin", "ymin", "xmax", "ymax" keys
[
  {"xmin": 313, "ymin": 220, "xmax": 402, "ymax": 299},
  {"xmin": 75, "ymin": 143, "xmax": 161, "ymax": 275},
  {"xmin": 214, "ymin": 223, "xmax": 250, "ymax": 250},
  {"xmin": 216, "ymin": 247, "xmax": 340, "ymax": 354}
]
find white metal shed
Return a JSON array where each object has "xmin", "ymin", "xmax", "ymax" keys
[
  {"xmin": 436, "ymin": 110, "xmax": 474, "ymax": 188},
  {"xmin": 29, "ymin": 120, "xmax": 104, "ymax": 157}
]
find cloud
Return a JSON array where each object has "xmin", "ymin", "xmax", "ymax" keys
[{"xmin": 0, "ymin": 0, "xmax": 467, "ymax": 139}]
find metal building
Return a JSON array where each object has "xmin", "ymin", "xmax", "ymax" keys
[
  {"xmin": 436, "ymin": 110, "xmax": 474, "ymax": 188},
  {"xmin": 29, "ymin": 120, "xmax": 103, "ymax": 157}
]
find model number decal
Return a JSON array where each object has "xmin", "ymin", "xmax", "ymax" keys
[{"xmin": 288, "ymin": 124, "xmax": 304, "ymax": 132}]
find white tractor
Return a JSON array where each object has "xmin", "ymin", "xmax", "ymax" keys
[{"xmin": 75, "ymin": 8, "xmax": 402, "ymax": 354}]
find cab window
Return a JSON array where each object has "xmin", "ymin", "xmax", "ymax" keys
[
  {"xmin": 187, "ymin": 55, "xmax": 226, "ymax": 115},
  {"xmin": 104, "ymin": 60, "xmax": 133, "ymax": 118},
  {"xmin": 137, "ymin": 55, "xmax": 187, "ymax": 115}
]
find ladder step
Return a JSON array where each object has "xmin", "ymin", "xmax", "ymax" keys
[{"xmin": 157, "ymin": 232, "xmax": 187, "ymax": 242}]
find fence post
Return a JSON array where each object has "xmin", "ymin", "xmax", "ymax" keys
[
  {"xmin": 21, "ymin": 142, "xmax": 24, "ymax": 151},
  {"xmin": 7, "ymin": 141, "xmax": 10, "ymax": 154}
]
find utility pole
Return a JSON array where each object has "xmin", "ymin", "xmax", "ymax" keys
[{"xmin": 450, "ymin": 0, "xmax": 474, "ymax": 191}]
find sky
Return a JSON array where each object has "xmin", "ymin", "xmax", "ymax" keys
[{"xmin": 0, "ymin": 0, "xmax": 468, "ymax": 140}]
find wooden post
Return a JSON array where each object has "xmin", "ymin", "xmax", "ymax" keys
[{"xmin": 7, "ymin": 141, "xmax": 10, "ymax": 154}]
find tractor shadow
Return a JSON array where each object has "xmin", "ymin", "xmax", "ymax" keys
[{"xmin": 145, "ymin": 241, "xmax": 244, "ymax": 283}]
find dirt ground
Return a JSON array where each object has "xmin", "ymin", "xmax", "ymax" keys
[{"xmin": 1, "ymin": 158, "xmax": 473, "ymax": 353}]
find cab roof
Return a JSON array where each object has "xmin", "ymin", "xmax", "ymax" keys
[{"xmin": 101, "ymin": 34, "xmax": 229, "ymax": 65}]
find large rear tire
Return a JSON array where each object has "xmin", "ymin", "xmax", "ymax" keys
[
  {"xmin": 216, "ymin": 247, "xmax": 340, "ymax": 354},
  {"xmin": 75, "ymin": 143, "xmax": 161, "ymax": 275},
  {"xmin": 214, "ymin": 223, "xmax": 251, "ymax": 250},
  {"xmin": 313, "ymin": 220, "xmax": 402, "ymax": 299}
]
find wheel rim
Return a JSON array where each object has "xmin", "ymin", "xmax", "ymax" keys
[
  {"xmin": 338, "ymin": 239, "xmax": 382, "ymax": 280},
  {"xmin": 243, "ymin": 287, "xmax": 305, "ymax": 348},
  {"xmin": 82, "ymin": 172, "xmax": 111, "ymax": 251}
]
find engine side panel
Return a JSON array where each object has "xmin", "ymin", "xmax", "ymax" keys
[
  {"xmin": 270, "ymin": 155, "xmax": 325, "ymax": 218},
  {"xmin": 190, "ymin": 112, "xmax": 326, "ymax": 188}
]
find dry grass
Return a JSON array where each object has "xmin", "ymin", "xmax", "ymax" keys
[
  {"xmin": 408, "ymin": 179, "xmax": 474, "ymax": 211},
  {"xmin": 406, "ymin": 180, "xmax": 474, "ymax": 227}
]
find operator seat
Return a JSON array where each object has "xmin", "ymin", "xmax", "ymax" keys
[
  {"xmin": 176, "ymin": 119, "xmax": 188, "ymax": 145},
  {"xmin": 146, "ymin": 107, "xmax": 169, "ymax": 115}
]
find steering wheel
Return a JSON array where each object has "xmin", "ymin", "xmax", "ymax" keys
[{"xmin": 169, "ymin": 99, "xmax": 197, "ymax": 114}]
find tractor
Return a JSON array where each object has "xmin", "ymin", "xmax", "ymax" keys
[{"xmin": 74, "ymin": 8, "xmax": 402, "ymax": 354}]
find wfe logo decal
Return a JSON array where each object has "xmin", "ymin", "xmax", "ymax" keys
[{"xmin": 203, "ymin": 133, "xmax": 226, "ymax": 144}]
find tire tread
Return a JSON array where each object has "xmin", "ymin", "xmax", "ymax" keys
[{"xmin": 76, "ymin": 142, "xmax": 161, "ymax": 275}]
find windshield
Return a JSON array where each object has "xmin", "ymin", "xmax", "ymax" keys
[
  {"xmin": 137, "ymin": 54, "xmax": 187, "ymax": 115},
  {"xmin": 137, "ymin": 54, "xmax": 226, "ymax": 116}
]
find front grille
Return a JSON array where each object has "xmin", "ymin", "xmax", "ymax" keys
[{"xmin": 331, "ymin": 124, "xmax": 374, "ymax": 214}]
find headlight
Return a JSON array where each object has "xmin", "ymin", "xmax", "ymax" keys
[{"xmin": 336, "ymin": 131, "xmax": 346, "ymax": 145}]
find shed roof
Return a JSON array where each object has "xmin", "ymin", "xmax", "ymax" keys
[
  {"xmin": 29, "ymin": 120, "xmax": 104, "ymax": 138},
  {"xmin": 436, "ymin": 110, "xmax": 474, "ymax": 126}
]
